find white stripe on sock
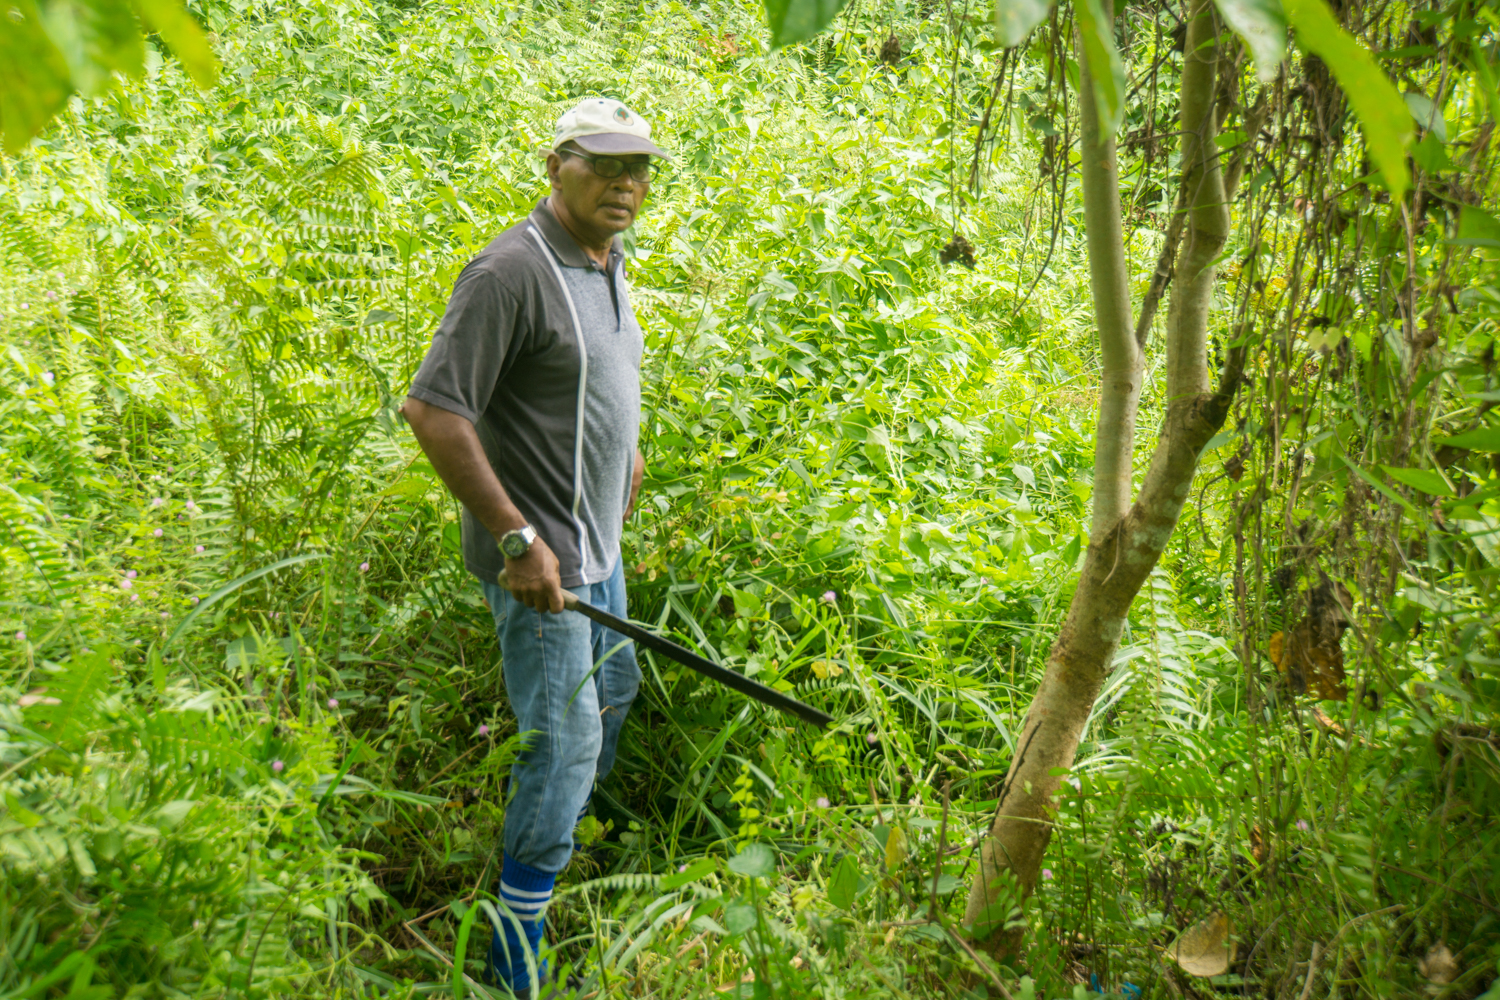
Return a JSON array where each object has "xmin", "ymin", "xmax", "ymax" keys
[{"xmin": 500, "ymin": 883, "xmax": 554, "ymax": 901}]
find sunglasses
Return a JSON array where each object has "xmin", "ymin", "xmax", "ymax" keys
[{"xmin": 561, "ymin": 148, "xmax": 659, "ymax": 183}]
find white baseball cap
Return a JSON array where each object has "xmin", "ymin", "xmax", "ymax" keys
[{"xmin": 552, "ymin": 98, "xmax": 670, "ymax": 159}]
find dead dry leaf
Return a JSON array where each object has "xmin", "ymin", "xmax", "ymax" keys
[
  {"xmin": 1271, "ymin": 578, "xmax": 1353, "ymax": 701},
  {"xmin": 1418, "ymin": 943, "xmax": 1458, "ymax": 985},
  {"xmin": 1166, "ymin": 912, "xmax": 1236, "ymax": 978},
  {"xmin": 1249, "ymin": 825, "xmax": 1269, "ymax": 865},
  {"xmin": 1271, "ymin": 625, "xmax": 1349, "ymax": 700}
]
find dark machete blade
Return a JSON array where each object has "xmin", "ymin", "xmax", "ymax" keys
[{"xmin": 570, "ymin": 599, "xmax": 833, "ymax": 729}]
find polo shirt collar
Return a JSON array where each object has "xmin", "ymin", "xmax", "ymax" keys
[{"xmin": 530, "ymin": 197, "xmax": 624, "ymax": 272}]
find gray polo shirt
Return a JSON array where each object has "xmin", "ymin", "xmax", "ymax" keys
[{"xmin": 408, "ymin": 199, "xmax": 643, "ymax": 587}]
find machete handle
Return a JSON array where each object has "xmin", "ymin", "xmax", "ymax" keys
[{"xmin": 496, "ymin": 569, "xmax": 579, "ymax": 611}]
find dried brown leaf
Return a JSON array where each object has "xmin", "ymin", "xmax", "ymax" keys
[
  {"xmin": 1418, "ymin": 943, "xmax": 1458, "ymax": 985},
  {"xmin": 1166, "ymin": 912, "xmax": 1236, "ymax": 978}
]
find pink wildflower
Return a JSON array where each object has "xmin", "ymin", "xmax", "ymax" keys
[
  {"xmin": 1041, "ymin": 869, "xmax": 1053, "ymax": 880},
  {"xmin": 359, "ymin": 562, "xmax": 370, "ymax": 572},
  {"xmin": 271, "ymin": 760, "xmax": 284, "ymax": 773},
  {"xmin": 126, "ymin": 570, "xmax": 137, "ymax": 579},
  {"xmin": 151, "ymin": 497, "xmax": 164, "ymax": 508},
  {"xmin": 120, "ymin": 578, "xmax": 133, "ymax": 590},
  {"xmin": 153, "ymin": 528, "xmax": 163, "ymax": 538},
  {"xmin": 478, "ymin": 724, "xmax": 490, "ymax": 736},
  {"xmin": 15, "ymin": 631, "xmax": 25, "ymax": 642},
  {"xmin": 195, "ymin": 545, "xmax": 205, "ymax": 553},
  {"xmin": 816, "ymin": 796, "xmax": 830, "ymax": 808},
  {"xmin": 821, "ymin": 590, "xmax": 837, "ymax": 604},
  {"xmin": 866, "ymin": 732, "xmax": 879, "ymax": 745},
  {"xmin": 328, "ymin": 698, "xmax": 339, "ymax": 709}
]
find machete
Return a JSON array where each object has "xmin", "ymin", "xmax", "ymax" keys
[{"xmin": 497, "ymin": 572, "xmax": 833, "ymax": 729}]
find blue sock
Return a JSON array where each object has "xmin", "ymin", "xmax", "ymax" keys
[
  {"xmin": 575, "ymin": 794, "xmax": 591, "ymax": 827},
  {"xmin": 489, "ymin": 854, "xmax": 554, "ymax": 992}
]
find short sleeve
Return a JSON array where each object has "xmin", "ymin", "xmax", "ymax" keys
[{"xmin": 407, "ymin": 261, "xmax": 519, "ymax": 423}]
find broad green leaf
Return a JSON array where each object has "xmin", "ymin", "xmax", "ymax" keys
[
  {"xmin": 661, "ymin": 856, "xmax": 717, "ymax": 889},
  {"xmin": 994, "ymin": 0, "xmax": 1051, "ymax": 48},
  {"xmin": 1075, "ymin": 0, "xmax": 1125, "ymax": 134},
  {"xmin": 129, "ymin": 0, "xmax": 217, "ymax": 87},
  {"xmin": 1028, "ymin": 114, "xmax": 1058, "ymax": 136},
  {"xmin": 0, "ymin": 0, "xmax": 74, "ymax": 153},
  {"xmin": 155, "ymin": 798, "xmax": 196, "ymax": 828},
  {"xmin": 1412, "ymin": 132, "xmax": 1452, "ymax": 172},
  {"xmin": 727, "ymin": 842, "xmax": 775, "ymax": 878},
  {"xmin": 1213, "ymin": 0, "xmax": 1287, "ymax": 83},
  {"xmin": 2, "ymin": 0, "xmax": 215, "ymax": 153},
  {"xmin": 1402, "ymin": 91, "xmax": 1447, "ymax": 141},
  {"xmin": 934, "ymin": 872, "xmax": 963, "ymax": 894},
  {"xmin": 1283, "ymin": 0, "xmax": 1412, "ymax": 196},
  {"xmin": 41, "ymin": 0, "xmax": 145, "ymax": 94},
  {"xmin": 1380, "ymin": 465, "xmax": 1453, "ymax": 497},
  {"xmin": 761, "ymin": 0, "xmax": 851, "ymax": 49},
  {"xmin": 1451, "ymin": 207, "xmax": 1500, "ymax": 249},
  {"xmin": 827, "ymin": 853, "xmax": 860, "ymax": 909},
  {"xmin": 723, "ymin": 902, "xmax": 758, "ymax": 933},
  {"xmin": 1437, "ymin": 424, "xmax": 1500, "ymax": 451}
]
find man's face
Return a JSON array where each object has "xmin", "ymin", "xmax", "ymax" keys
[{"xmin": 547, "ymin": 143, "xmax": 651, "ymax": 241}]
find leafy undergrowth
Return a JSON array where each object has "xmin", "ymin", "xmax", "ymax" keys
[{"xmin": 3, "ymin": 0, "xmax": 1499, "ymax": 997}]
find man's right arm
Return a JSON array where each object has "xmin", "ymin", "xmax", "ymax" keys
[{"xmin": 401, "ymin": 396, "xmax": 565, "ymax": 613}]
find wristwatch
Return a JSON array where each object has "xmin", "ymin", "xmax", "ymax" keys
[{"xmin": 499, "ymin": 525, "xmax": 537, "ymax": 559}]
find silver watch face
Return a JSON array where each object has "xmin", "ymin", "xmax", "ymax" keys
[{"xmin": 501, "ymin": 527, "xmax": 533, "ymax": 559}]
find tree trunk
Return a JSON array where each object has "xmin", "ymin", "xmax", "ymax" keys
[
  {"xmin": 962, "ymin": 0, "xmax": 1241, "ymax": 954},
  {"xmin": 1077, "ymin": 34, "xmax": 1142, "ymax": 536}
]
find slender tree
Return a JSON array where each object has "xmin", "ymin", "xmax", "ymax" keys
[
  {"xmin": 960, "ymin": 0, "xmax": 1246, "ymax": 948},
  {"xmin": 958, "ymin": 0, "xmax": 1417, "ymax": 954}
]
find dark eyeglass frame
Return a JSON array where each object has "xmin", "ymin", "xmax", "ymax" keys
[{"xmin": 561, "ymin": 148, "xmax": 659, "ymax": 184}]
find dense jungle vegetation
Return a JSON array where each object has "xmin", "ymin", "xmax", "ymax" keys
[{"xmin": 3, "ymin": 0, "xmax": 1500, "ymax": 995}]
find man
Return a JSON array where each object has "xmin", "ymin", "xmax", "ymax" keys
[{"xmin": 403, "ymin": 97, "xmax": 668, "ymax": 998}]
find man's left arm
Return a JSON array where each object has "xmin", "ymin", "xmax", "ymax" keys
[{"xmin": 625, "ymin": 449, "xmax": 644, "ymax": 521}]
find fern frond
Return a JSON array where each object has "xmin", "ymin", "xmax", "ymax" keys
[
  {"xmin": 0, "ymin": 210, "xmax": 59, "ymax": 270},
  {"xmin": 0, "ymin": 486, "xmax": 77, "ymax": 608}
]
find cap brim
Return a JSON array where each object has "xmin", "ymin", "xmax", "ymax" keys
[{"xmin": 569, "ymin": 131, "xmax": 671, "ymax": 159}]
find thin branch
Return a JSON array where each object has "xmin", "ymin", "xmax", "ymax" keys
[{"xmin": 1133, "ymin": 183, "xmax": 1189, "ymax": 349}]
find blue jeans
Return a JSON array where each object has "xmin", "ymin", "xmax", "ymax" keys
[{"xmin": 481, "ymin": 556, "xmax": 640, "ymax": 873}]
